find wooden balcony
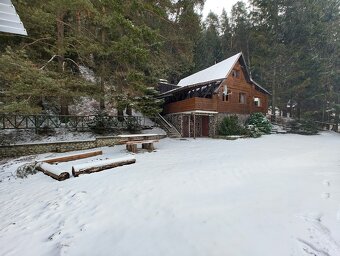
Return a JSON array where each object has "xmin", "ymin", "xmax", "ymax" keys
[{"xmin": 163, "ymin": 97, "xmax": 217, "ymax": 114}]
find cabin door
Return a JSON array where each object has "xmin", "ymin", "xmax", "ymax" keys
[{"xmin": 202, "ymin": 116, "xmax": 209, "ymax": 137}]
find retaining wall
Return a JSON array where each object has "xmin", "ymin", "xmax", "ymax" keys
[{"xmin": 0, "ymin": 134, "xmax": 166, "ymax": 158}]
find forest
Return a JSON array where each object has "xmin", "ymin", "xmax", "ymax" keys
[{"xmin": 0, "ymin": 0, "xmax": 339, "ymax": 123}]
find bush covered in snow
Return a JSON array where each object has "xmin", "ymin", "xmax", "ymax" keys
[
  {"xmin": 87, "ymin": 111, "xmax": 118, "ymax": 134},
  {"xmin": 289, "ymin": 119, "xmax": 318, "ymax": 135},
  {"xmin": 126, "ymin": 117, "xmax": 142, "ymax": 133},
  {"xmin": 246, "ymin": 112, "xmax": 272, "ymax": 135},
  {"xmin": 16, "ymin": 163, "xmax": 38, "ymax": 179},
  {"xmin": 218, "ymin": 115, "xmax": 247, "ymax": 136}
]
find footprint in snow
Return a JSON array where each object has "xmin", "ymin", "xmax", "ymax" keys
[
  {"xmin": 297, "ymin": 212, "xmax": 340, "ymax": 256},
  {"xmin": 323, "ymin": 180, "xmax": 330, "ymax": 187},
  {"xmin": 321, "ymin": 192, "xmax": 330, "ymax": 199}
]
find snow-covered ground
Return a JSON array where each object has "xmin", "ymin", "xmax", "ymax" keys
[{"xmin": 1, "ymin": 132, "xmax": 340, "ymax": 256}]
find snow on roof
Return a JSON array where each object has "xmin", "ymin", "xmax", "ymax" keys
[
  {"xmin": 0, "ymin": 0, "xmax": 27, "ymax": 36},
  {"xmin": 177, "ymin": 53, "xmax": 241, "ymax": 87}
]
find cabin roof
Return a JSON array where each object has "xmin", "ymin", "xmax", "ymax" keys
[
  {"xmin": 161, "ymin": 53, "xmax": 270, "ymax": 97},
  {"xmin": 0, "ymin": 0, "xmax": 27, "ymax": 36},
  {"xmin": 178, "ymin": 53, "xmax": 241, "ymax": 87}
]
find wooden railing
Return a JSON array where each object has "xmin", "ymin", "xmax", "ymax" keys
[{"xmin": 0, "ymin": 114, "xmax": 145, "ymax": 130}]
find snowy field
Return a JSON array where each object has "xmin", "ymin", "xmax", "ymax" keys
[{"xmin": 1, "ymin": 132, "xmax": 340, "ymax": 256}]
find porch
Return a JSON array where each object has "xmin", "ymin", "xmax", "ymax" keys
[{"xmin": 165, "ymin": 110, "xmax": 217, "ymax": 138}]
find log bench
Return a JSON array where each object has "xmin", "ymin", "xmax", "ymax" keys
[{"xmin": 125, "ymin": 140, "xmax": 158, "ymax": 153}]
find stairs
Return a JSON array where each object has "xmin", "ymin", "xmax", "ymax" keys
[
  {"xmin": 271, "ymin": 124, "xmax": 288, "ymax": 134},
  {"xmin": 155, "ymin": 114, "xmax": 181, "ymax": 138}
]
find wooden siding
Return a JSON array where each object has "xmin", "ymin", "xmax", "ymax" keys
[
  {"xmin": 163, "ymin": 60, "xmax": 269, "ymax": 115},
  {"xmin": 164, "ymin": 97, "xmax": 217, "ymax": 114}
]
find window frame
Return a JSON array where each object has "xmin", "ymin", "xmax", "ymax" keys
[
  {"xmin": 239, "ymin": 92, "xmax": 246, "ymax": 104},
  {"xmin": 254, "ymin": 97, "xmax": 261, "ymax": 107}
]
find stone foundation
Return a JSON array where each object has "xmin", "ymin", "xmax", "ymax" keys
[
  {"xmin": 165, "ymin": 114, "xmax": 182, "ymax": 134},
  {"xmin": 165, "ymin": 113, "xmax": 250, "ymax": 138}
]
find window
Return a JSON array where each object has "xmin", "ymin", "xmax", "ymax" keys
[
  {"xmin": 239, "ymin": 93, "xmax": 246, "ymax": 104},
  {"xmin": 232, "ymin": 70, "xmax": 240, "ymax": 78},
  {"xmin": 222, "ymin": 91, "xmax": 231, "ymax": 102},
  {"xmin": 254, "ymin": 97, "xmax": 261, "ymax": 107}
]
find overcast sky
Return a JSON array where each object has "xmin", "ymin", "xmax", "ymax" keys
[{"xmin": 202, "ymin": 0, "xmax": 249, "ymax": 18}]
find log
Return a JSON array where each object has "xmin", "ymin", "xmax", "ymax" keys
[
  {"xmin": 72, "ymin": 156, "xmax": 136, "ymax": 177},
  {"xmin": 142, "ymin": 142, "xmax": 155, "ymax": 151},
  {"xmin": 36, "ymin": 162, "xmax": 70, "ymax": 181},
  {"xmin": 126, "ymin": 144, "xmax": 138, "ymax": 153},
  {"xmin": 38, "ymin": 150, "xmax": 103, "ymax": 164}
]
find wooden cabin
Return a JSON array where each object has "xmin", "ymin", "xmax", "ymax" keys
[{"xmin": 158, "ymin": 53, "xmax": 271, "ymax": 138}]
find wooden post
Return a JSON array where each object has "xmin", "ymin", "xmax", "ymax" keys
[
  {"xmin": 181, "ymin": 115, "xmax": 183, "ymax": 136},
  {"xmin": 188, "ymin": 114, "xmax": 191, "ymax": 138},
  {"xmin": 193, "ymin": 114, "xmax": 196, "ymax": 139}
]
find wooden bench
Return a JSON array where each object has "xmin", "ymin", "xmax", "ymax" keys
[{"xmin": 125, "ymin": 140, "xmax": 158, "ymax": 153}]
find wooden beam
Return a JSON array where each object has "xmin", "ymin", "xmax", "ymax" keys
[
  {"xmin": 36, "ymin": 163, "xmax": 70, "ymax": 181},
  {"xmin": 38, "ymin": 150, "xmax": 103, "ymax": 164},
  {"xmin": 72, "ymin": 158, "xmax": 136, "ymax": 177}
]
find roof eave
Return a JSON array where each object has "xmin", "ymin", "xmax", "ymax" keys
[
  {"xmin": 159, "ymin": 78, "xmax": 225, "ymax": 98},
  {"xmin": 250, "ymin": 78, "xmax": 271, "ymax": 95}
]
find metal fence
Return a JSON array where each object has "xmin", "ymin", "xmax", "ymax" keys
[{"xmin": 0, "ymin": 114, "xmax": 147, "ymax": 130}]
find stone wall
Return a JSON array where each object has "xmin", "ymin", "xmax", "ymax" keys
[
  {"xmin": 216, "ymin": 113, "xmax": 250, "ymax": 125},
  {"xmin": 164, "ymin": 114, "xmax": 182, "ymax": 134},
  {"xmin": 0, "ymin": 134, "xmax": 166, "ymax": 158},
  {"xmin": 209, "ymin": 115, "xmax": 217, "ymax": 137}
]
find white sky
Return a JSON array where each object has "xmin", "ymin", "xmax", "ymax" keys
[{"xmin": 202, "ymin": 0, "xmax": 248, "ymax": 18}]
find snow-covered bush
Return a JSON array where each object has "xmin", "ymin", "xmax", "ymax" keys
[
  {"xmin": 245, "ymin": 124, "xmax": 262, "ymax": 138},
  {"xmin": 289, "ymin": 119, "xmax": 318, "ymax": 135},
  {"xmin": 246, "ymin": 112, "xmax": 271, "ymax": 135},
  {"xmin": 16, "ymin": 163, "xmax": 38, "ymax": 178},
  {"xmin": 126, "ymin": 117, "xmax": 142, "ymax": 133},
  {"xmin": 218, "ymin": 115, "xmax": 246, "ymax": 136},
  {"xmin": 87, "ymin": 111, "xmax": 118, "ymax": 134},
  {"xmin": 36, "ymin": 125, "xmax": 55, "ymax": 135}
]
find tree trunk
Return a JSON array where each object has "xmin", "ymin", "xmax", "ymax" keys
[
  {"xmin": 297, "ymin": 98, "xmax": 301, "ymax": 120},
  {"xmin": 271, "ymin": 67, "xmax": 276, "ymax": 122},
  {"xmin": 99, "ymin": 19, "xmax": 107, "ymax": 110},
  {"xmin": 118, "ymin": 108, "xmax": 124, "ymax": 121},
  {"xmin": 57, "ymin": 11, "xmax": 69, "ymax": 117},
  {"xmin": 126, "ymin": 104, "xmax": 132, "ymax": 116},
  {"xmin": 333, "ymin": 109, "xmax": 339, "ymax": 132},
  {"xmin": 99, "ymin": 77, "xmax": 105, "ymax": 110}
]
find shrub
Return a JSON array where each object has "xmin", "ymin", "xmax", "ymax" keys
[
  {"xmin": 87, "ymin": 111, "xmax": 116, "ymax": 134},
  {"xmin": 246, "ymin": 112, "xmax": 272, "ymax": 134},
  {"xmin": 289, "ymin": 119, "xmax": 318, "ymax": 135},
  {"xmin": 218, "ymin": 115, "xmax": 246, "ymax": 136},
  {"xmin": 245, "ymin": 125, "xmax": 263, "ymax": 138},
  {"xmin": 36, "ymin": 125, "xmax": 55, "ymax": 135},
  {"xmin": 16, "ymin": 163, "xmax": 38, "ymax": 178},
  {"xmin": 125, "ymin": 117, "xmax": 141, "ymax": 133}
]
